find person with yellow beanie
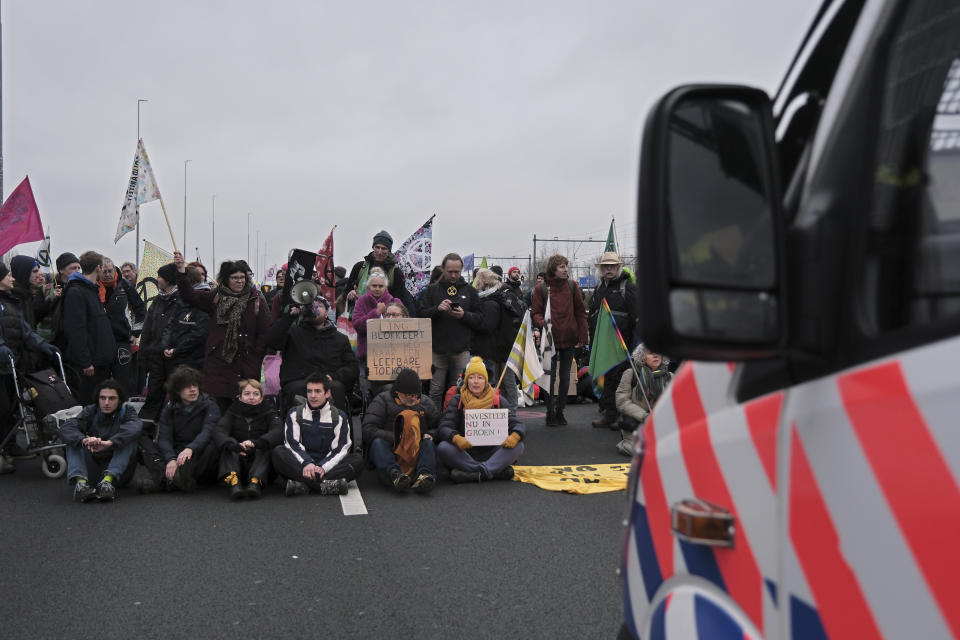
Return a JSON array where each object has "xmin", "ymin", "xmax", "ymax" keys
[{"xmin": 436, "ymin": 356, "xmax": 526, "ymax": 483}]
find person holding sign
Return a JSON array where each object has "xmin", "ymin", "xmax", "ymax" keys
[
  {"xmin": 436, "ymin": 357, "xmax": 525, "ymax": 483},
  {"xmin": 362, "ymin": 368, "xmax": 440, "ymax": 492}
]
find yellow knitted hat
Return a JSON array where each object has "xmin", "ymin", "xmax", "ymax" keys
[{"xmin": 464, "ymin": 356, "xmax": 488, "ymax": 383}]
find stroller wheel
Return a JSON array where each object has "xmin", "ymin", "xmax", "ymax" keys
[{"xmin": 42, "ymin": 453, "xmax": 66, "ymax": 479}]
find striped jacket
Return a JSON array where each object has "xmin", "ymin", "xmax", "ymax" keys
[{"xmin": 283, "ymin": 401, "xmax": 351, "ymax": 473}]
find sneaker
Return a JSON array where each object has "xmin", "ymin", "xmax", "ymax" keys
[
  {"xmin": 556, "ymin": 410, "xmax": 568, "ymax": 426},
  {"xmin": 591, "ymin": 414, "xmax": 618, "ymax": 429},
  {"xmin": 246, "ymin": 480, "xmax": 262, "ymax": 499},
  {"xmin": 0, "ymin": 454, "xmax": 16, "ymax": 475},
  {"xmin": 411, "ymin": 473, "xmax": 436, "ymax": 493},
  {"xmin": 449, "ymin": 469, "xmax": 482, "ymax": 484},
  {"xmin": 285, "ymin": 479, "xmax": 310, "ymax": 497},
  {"xmin": 73, "ymin": 479, "xmax": 97, "ymax": 503},
  {"xmin": 96, "ymin": 478, "xmax": 117, "ymax": 502},
  {"xmin": 493, "ymin": 466, "xmax": 515, "ymax": 481},
  {"xmin": 390, "ymin": 469, "xmax": 412, "ymax": 491},
  {"xmin": 229, "ymin": 483, "xmax": 246, "ymax": 501},
  {"xmin": 318, "ymin": 478, "xmax": 349, "ymax": 495},
  {"xmin": 545, "ymin": 410, "xmax": 558, "ymax": 427}
]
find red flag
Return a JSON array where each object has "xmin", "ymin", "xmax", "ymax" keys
[
  {"xmin": 0, "ymin": 176, "xmax": 44, "ymax": 256},
  {"xmin": 315, "ymin": 227, "xmax": 336, "ymax": 303}
]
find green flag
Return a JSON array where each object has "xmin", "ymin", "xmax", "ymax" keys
[
  {"xmin": 588, "ymin": 299, "xmax": 630, "ymax": 396},
  {"xmin": 604, "ymin": 220, "xmax": 616, "ymax": 253},
  {"xmin": 480, "ymin": 256, "xmax": 488, "ymax": 269}
]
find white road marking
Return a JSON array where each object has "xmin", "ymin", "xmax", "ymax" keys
[{"xmin": 339, "ymin": 480, "xmax": 367, "ymax": 516}]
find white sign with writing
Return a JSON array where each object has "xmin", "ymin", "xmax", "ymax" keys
[{"xmin": 463, "ymin": 408, "xmax": 509, "ymax": 446}]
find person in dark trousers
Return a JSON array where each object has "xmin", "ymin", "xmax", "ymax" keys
[
  {"xmin": 265, "ymin": 294, "xmax": 357, "ymax": 414},
  {"xmin": 531, "ymin": 254, "xmax": 587, "ymax": 427},
  {"xmin": 342, "ymin": 230, "xmax": 414, "ymax": 314},
  {"xmin": 172, "ymin": 251, "xmax": 269, "ymax": 413},
  {"xmin": 0, "ymin": 261, "xmax": 60, "ymax": 472},
  {"xmin": 59, "ymin": 378, "xmax": 143, "ymax": 502},
  {"xmin": 99, "ymin": 257, "xmax": 146, "ymax": 394},
  {"xmin": 156, "ymin": 365, "xmax": 221, "ymax": 492},
  {"xmin": 272, "ymin": 372, "xmax": 363, "ymax": 496},
  {"xmin": 138, "ymin": 262, "xmax": 181, "ymax": 420},
  {"xmin": 415, "ymin": 253, "xmax": 483, "ymax": 408},
  {"xmin": 62, "ymin": 251, "xmax": 117, "ymax": 405},
  {"xmin": 586, "ymin": 252, "xmax": 638, "ymax": 428},
  {"xmin": 213, "ymin": 378, "xmax": 283, "ymax": 500},
  {"xmin": 362, "ymin": 368, "xmax": 440, "ymax": 493},
  {"xmin": 436, "ymin": 357, "xmax": 526, "ymax": 483}
]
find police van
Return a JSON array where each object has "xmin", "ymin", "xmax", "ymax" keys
[{"xmin": 620, "ymin": 0, "xmax": 960, "ymax": 638}]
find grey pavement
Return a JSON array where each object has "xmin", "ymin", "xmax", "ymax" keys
[{"xmin": 0, "ymin": 399, "xmax": 630, "ymax": 640}]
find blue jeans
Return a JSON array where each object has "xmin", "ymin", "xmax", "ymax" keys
[
  {"xmin": 429, "ymin": 351, "xmax": 471, "ymax": 408},
  {"xmin": 368, "ymin": 437, "xmax": 437, "ymax": 485},
  {"xmin": 437, "ymin": 440, "xmax": 525, "ymax": 480},
  {"xmin": 65, "ymin": 440, "xmax": 138, "ymax": 486}
]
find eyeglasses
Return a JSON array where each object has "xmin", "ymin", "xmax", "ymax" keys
[{"xmin": 228, "ymin": 275, "xmax": 246, "ymax": 281}]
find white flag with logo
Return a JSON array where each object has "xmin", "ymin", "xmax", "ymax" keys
[
  {"xmin": 505, "ymin": 310, "xmax": 545, "ymax": 405},
  {"xmin": 537, "ymin": 297, "xmax": 555, "ymax": 388},
  {"xmin": 115, "ymin": 139, "xmax": 163, "ymax": 243}
]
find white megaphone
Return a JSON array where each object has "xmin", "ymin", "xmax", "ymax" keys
[{"xmin": 289, "ymin": 280, "xmax": 319, "ymax": 306}]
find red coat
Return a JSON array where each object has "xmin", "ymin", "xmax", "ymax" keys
[
  {"xmin": 531, "ymin": 277, "xmax": 587, "ymax": 348},
  {"xmin": 177, "ymin": 275, "xmax": 269, "ymax": 398}
]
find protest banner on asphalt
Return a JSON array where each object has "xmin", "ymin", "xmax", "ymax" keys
[{"xmin": 366, "ymin": 318, "xmax": 432, "ymax": 380}]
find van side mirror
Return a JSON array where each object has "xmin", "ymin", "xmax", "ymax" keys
[{"xmin": 636, "ymin": 85, "xmax": 786, "ymax": 361}]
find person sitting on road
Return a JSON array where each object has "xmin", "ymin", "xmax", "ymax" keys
[
  {"xmin": 362, "ymin": 368, "xmax": 440, "ymax": 493},
  {"xmin": 272, "ymin": 372, "xmax": 363, "ymax": 497},
  {"xmin": 213, "ymin": 378, "xmax": 283, "ymax": 500},
  {"xmin": 615, "ymin": 344, "xmax": 672, "ymax": 457},
  {"xmin": 265, "ymin": 293, "xmax": 357, "ymax": 414},
  {"xmin": 437, "ymin": 356, "xmax": 526, "ymax": 483},
  {"xmin": 156, "ymin": 365, "xmax": 221, "ymax": 492},
  {"xmin": 59, "ymin": 378, "xmax": 143, "ymax": 502}
]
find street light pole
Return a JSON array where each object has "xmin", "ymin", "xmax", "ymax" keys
[
  {"xmin": 183, "ymin": 160, "xmax": 191, "ymax": 253},
  {"xmin": 211, "ymin": 195, "xmax": 216, "ymax": 272},
  {"xmin": 136, "ymin": 98, "xmax": 148, "ymax": 266},
  {"xmin": 247, "ymin": 212, "xmax": 252, "ymax": 266}
]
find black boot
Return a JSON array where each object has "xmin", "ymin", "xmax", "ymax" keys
[
  {"xmin": 556, "ymin": 409, "xmax": 568, "ymax": 426},
  {"xmin": 592, "ymin": 412, "xmax": 618, "ymax": 428},
  {"xmin": 545, "ymin": 409, "xmax": 558, "ymax": 427}
]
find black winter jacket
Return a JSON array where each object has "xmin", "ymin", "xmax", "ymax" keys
[
  {"xmin": 139, "ymin": 290, "xmax": 180, "ymax": 360},
  {"xmin": 62, "ymin": 274, "xmax": 116, "ymax": 369},
  {"xmin": 0, "ymin": 289, "xmax": 50, "ymax": 372},
  {"xmin": 265, "ymin": 314, "xmax": 358, "ymax": 388},
  {"xmin": 586, "ymin": 271, "xmax": 637, "ymax": 347},
  {"xmin": 156, "ymin": 394, "xmax": 220, "ymax": 462},
  {"xmin": 161, "ymin": 295, "xmax": 211, "ymax": 369},
  {"xmin": 415, "ymin": 277, "xmax": 483, "ymax": 355},
  {"xmin": 212, "ymin": 397, "xmax": 283, "ymax": 451},
  {"xmin": 59, "ymin": 403, "xmax": 144, "ymax": 453},
  {"xmin": 437, "ymin": 391, "xmax": 526, "ymax": 460},
  {"xmin": 102, "ymin": 278, "xmax": 146, "ymax": 342},
  {"xmin": 471, "ymin": 286, "xmax": 526, "ymax": 364},
  {"xmin": 362, "ymin": 389, "xmax": 440, "ymax": 448}
]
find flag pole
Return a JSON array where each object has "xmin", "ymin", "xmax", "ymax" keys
[
  {"xmin": 157, "ymin": 196, "xmax": 179, "ymax": 253},
  {"xmin": 494, "ymin": 364, "xmax": 508, "ymax": 391}
]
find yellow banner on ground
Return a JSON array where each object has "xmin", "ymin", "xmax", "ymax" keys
[{"xmin": 512, "ymin": 463, "xmax": 630, "ymax": 494}]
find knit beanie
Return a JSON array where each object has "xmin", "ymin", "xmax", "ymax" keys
[
  {"xmin": 157, "ymin": 263, "xmax": 179, "ymax": 284},
  {"xmin": 10, "ymin": 255, "xmax": 36, "ymax": 287},
  {"xmin": 464, "ymin": 356, "xmax": 488, "ymax": 384},
  {"xmin": 393, "ymin": 368, "xmax": 421, "ymax": 395},
  {"xmin": 0, "ymin": 261, "xmax": 8, "ymax": 281},
  {"xmin": 56, "ymin": 252, "xmax": 80, "ymax": 272},
  {"xmin": 372, "ymin": 230, "xmax": 393, "ymax": 250}
]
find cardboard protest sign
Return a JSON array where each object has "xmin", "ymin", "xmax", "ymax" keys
[
  {"xmin": 366, "ymin": 318, "xmax": 432, "ymax": 380},
  {"xmin": 464, "ymin": 408, "xmax": 509, "ymax": 446}
]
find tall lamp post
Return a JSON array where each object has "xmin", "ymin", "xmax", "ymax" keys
[
  {"xmin": 211, "ymin": 195, "xmax": 216, "ymax": 272},
  {"xmin": 135, "ymin": 98, "xmax": 148, "ymax": 265},
  {"xmin": 183, "ymin": 160, "xmax": 191, "ymax": 255},
  {"xmin": 247, "ymin": 212, "xmax": 252, "ymax": 266}
]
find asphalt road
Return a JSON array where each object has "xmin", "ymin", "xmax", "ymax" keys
[{"xmin": 0, "ymin": 400, "xmax": 630, "ymax": 640}]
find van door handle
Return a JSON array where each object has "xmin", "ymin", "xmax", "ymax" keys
[{"xmin": 671, "ymin": 498, "xmax": 735, "ymax": 547}]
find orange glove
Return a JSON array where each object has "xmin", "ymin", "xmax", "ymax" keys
[
  {"xmin": 452, "ymin": 434, "xmax": 472, "ymax": 451},
  {"xmin": 502, "ymin": 432, "xmax": 522, "ymax": 449}
]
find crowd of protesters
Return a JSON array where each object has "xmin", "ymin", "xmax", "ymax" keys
[{"xmin": 0, "ymin": 228, "xmax": 672, "ymax": 500}]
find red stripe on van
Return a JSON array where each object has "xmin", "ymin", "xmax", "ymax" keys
[
  {"xmin": 838, "ymin": 362, "xmax": 960, "ymax": 638},
  {"xmin": 640, "ymin": 415, "xmax": 674, "ymax": 581},
  {"xmin": 672, "ymin": 366, "xmax": 763, "ymax": 631},
  {"xmin": 788, "ymin": 426, "xmax": 881, "ymax": 639},
  {"xmin": 744, "ymin": 392, "xmax": 783, "ymax": 493}
]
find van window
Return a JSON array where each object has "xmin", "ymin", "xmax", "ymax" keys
[{"xmin": 863, "ymin": 2, "xmax": 960, "ymax": 331}]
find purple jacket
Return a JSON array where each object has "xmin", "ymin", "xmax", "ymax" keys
[{"xmin": 352, "ymin": 290, "xmax": 395, "ymax": 359}]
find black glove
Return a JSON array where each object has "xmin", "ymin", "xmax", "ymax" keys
[
  {"xmin": 228, "ymin": 441, "xmax": 243, "ymax": 453},
  {"xmin": 42, "ymin": 343, "xmax": 61, "ymax": 359},
  {"xmin": 254, "ymin": 437, "xmax": 271, "ymax": 450}
]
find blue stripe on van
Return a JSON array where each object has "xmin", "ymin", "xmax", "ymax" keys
[
  {"xmin": 694, "ymin": 594, "xmax": 744, "ymax": 640},
  {"xmin": 678, "ymin": 539, "xmax": 726, "ymax": 592},
  {"xmin": 790, "ymin": 595, "xmax": 827, "ymax": 640},
  {"xmin": 631, "ymin": 503, "xmax": 664, "ymax": 600}
]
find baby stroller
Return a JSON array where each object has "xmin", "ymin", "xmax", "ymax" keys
[{"xmin": 1, "ymin": 353, "xmax": 78, "ymax": 478}]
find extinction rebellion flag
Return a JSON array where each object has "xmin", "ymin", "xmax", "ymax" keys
[
  {"xmin": 0, "ymin": 176, "xmax": 44, "ymax": 256},
  {"xmin": 394, "ymin": 215, "xmax": 435, "ymax": 298},
  {"xmin": 115, "ymin": 139, "xmax": 162, "ymax": 243}
]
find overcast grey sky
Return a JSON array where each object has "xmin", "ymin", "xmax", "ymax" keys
[{"xmin": 3, "ymin": 0, "xmax": 819, "ymax": 277}]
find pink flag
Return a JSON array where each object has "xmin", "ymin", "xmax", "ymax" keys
[
  {"xmin": 315, "ymin": 228, "xmax": 336, "ymax": 303},
  {"xmin": 0, "ymin": 176, "xmax": 44, "ymax": 256}
]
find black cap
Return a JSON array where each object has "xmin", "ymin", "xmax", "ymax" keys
[
  {"xmin": 393, "ymin": 368, "xmax": 421, "ymax": 395},
  {"xmin": 157, "ymin": 263, "xmax": 179, "ymax": 284},
  {"xmin": 56, "ymin": 252, "xmax": 80, "ymax": 272}
]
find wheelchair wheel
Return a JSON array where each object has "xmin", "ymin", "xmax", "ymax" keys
[{"xmin": 42, "ymin": 453, "xmax": 66, "ymax": 479}]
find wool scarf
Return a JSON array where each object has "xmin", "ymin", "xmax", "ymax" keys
[
  {"xmin": 215, "ymin": 285, "xmax": 251, "ymax": 364},
  {"xmin": 460, "ymin": 383, "xmax": 497, "ymax": 410}
]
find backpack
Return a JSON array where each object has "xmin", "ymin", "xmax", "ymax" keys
[
  {"xmin": 24, "ymin": 368, "xmax": 77, "ymax": 416},
  {"xmin": 540, "ymin": 279, "xmax": 578, "ymax": 303},
  {"xmin": 498, "ymin": 287, "xmax": 527, "ymax": 327}
]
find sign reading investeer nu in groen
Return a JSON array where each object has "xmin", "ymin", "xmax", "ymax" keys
[{"xmin": 366, "ymin": 318, "xmax": 432, "ymax": 381}]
